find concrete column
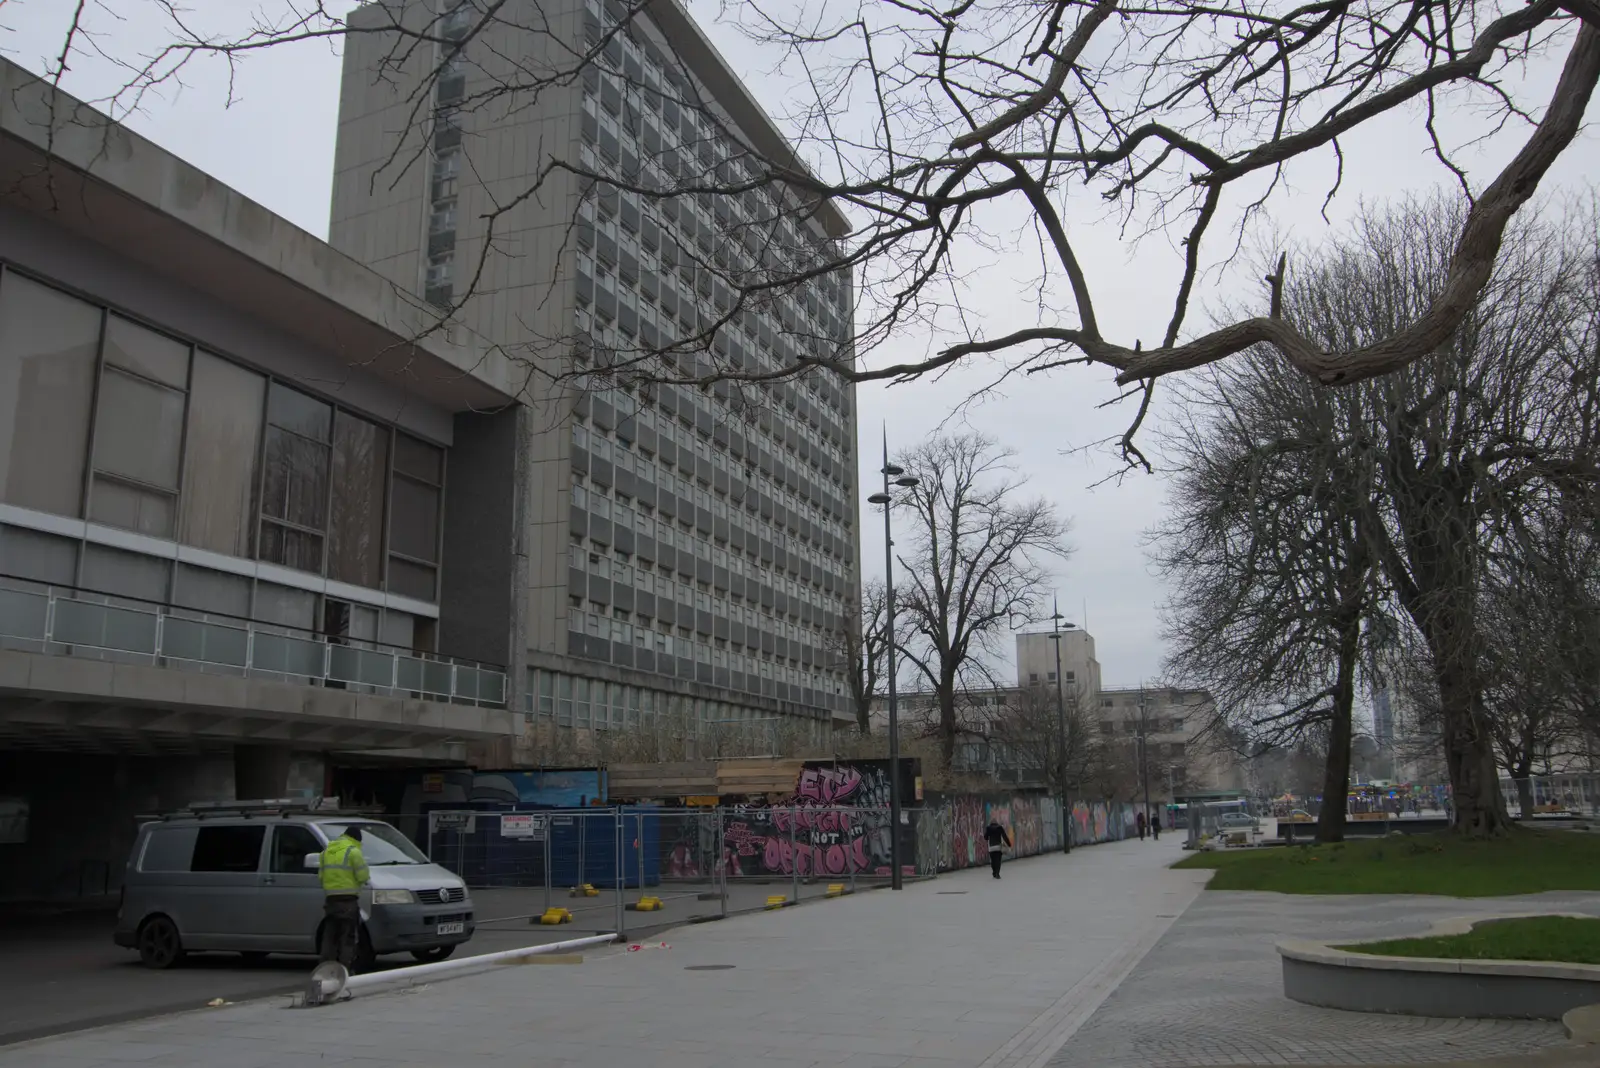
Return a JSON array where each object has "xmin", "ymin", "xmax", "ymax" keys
[{"xmin": 234, "ymin": 745, "xmax": 293, "ymax": 799}]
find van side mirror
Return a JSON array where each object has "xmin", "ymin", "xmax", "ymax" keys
[{"xmin": 304, "ymin": 853, "xmax": 322, "ymax": 870}]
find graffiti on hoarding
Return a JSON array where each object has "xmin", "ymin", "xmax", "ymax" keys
[{"xmin": 720, "ymin": 760, "xmax": 900, "ymax": 877}]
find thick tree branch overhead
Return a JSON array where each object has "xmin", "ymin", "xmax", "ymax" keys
[{"xmin": 46, "ymin": 0, "xmax": 1600, "ymax": 435}]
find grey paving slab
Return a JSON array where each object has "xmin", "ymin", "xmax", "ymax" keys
[
  {"xmin": 0, "ymin": 839, "xmax": 1203, "ymax": 1068},
  {"xmin": 1046, "ymin": 888, "xmax": 1600, "ymax": 1068}
]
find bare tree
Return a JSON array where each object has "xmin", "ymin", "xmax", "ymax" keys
[
  {"xmin": 831, "ymin": 579, "xmax": 888, "ymax": 735},
  {"xmin": 985, "ymin": 681, "xmax": 1101, "ymax": 799},
  {"xmin": 890, "ymin": 433, "xmax": 1070, "ymax": 768},
  {"xmin": 32, "ymin": 0, "xmax": 1600, "ymax": 462},
  {"xmin": 1169, "ymin": 193, "xmax": 1600, "ymax": 836},
  {"xmin": 1153, "ymin": 348, "xmax": 1384, "ymax": 840}
]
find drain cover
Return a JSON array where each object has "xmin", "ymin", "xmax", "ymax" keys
[
  {"xmin": 937, "ymin": 891, "xmax": 968, "ymax": 895},
  {"xmin": 684, "ymin": 964, "xmax": 736, "ymax": 971}
]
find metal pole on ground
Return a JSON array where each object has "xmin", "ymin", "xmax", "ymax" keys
[
  {"xmin": 578, "ymin": 811, "xmax": 587, "ymax": 892},
  {"xmin": 789, "ymin": 804, "xmax": 799, "ymax": 903},
  {"xmin": 717, "ymin": 808, "xmax": 727, "ymax": 918},
  {"xmin": 543, "ymin": 818, "xmax": 551, "ymax": 915},
  {"xmin": 869, "ymin": 428, "xmax": 919, "ymax": 892},
  {"xmin": 636, "ymin": 811, "xmax": 645, "ymax": 905},
  {"xmin": 615, "ymin": 810, "xmax": 625, "ymax": 938},
  {"xmin": 848, "ymin": 806, "xmax": 857, "ymax": 894}
]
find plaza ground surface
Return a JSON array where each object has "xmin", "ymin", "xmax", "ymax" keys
[
  {"xmin": 2, "ymin": 841, "xmax": 1593, "ymax": 1068},
  {"xmin": 0, "ymin": 879, "xmax": 827, "ymax": 1045}
]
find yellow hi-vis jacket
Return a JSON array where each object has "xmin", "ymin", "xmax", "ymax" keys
[{"xmin": 319, "ymin": 834, "xmax": 370, "ymax": 896}]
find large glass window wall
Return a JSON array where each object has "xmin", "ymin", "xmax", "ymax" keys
[{"xmin": 0, "ymin": 264, "xmax": 447, "ymax": 611}]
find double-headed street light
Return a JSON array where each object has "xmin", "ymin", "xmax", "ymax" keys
[
  {"xmin": 1047, "ymin": 598, "xmax": 1077, "ymax": 854},
  {"xmin": 868, "ymin": 431, "xmax": 919, "ymax": 891}
]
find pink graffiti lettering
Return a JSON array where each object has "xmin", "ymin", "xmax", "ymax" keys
[
  {"xmin": 771, "ymin": 807, "xmax": 857, "ymax": 834},
  {"xmin": 795, "ymin": 766, "xmax": 863, "ymax": 805},
  {"xmin": 762, "ymin": 835, "xmax": 868, "ymax": 876}
]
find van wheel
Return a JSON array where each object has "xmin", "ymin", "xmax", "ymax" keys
[
  {"xmin": 138, "ymin": 916, "xmax": 184, "ymax": 969},
  {"xmin": 410, "ymin": 945, "xmax": 456, "ymax": 964}
]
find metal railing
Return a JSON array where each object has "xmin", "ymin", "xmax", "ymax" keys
[{"xmin": 0, "ymin": 581, "xmax": 506, "ymax": 708}]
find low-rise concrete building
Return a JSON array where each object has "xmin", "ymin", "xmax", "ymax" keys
[{"xmin": 0, "ymin": 59, "xmax": 534, "ymax": 900}]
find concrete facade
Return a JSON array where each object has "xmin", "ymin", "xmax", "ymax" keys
[
  {"xmin": 329, "ymin": 0, "xmax": 863, "ymax": 747},
  {"xmin": 0, "ymin": 58, "xmax": 528, "ymax": 900}
]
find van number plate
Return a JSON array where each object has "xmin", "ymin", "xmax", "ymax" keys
[{"xmin": 437, "ymin": 922, "xmax": 465, "ymax": 935}]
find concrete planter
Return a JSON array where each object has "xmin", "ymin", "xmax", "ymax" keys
[{"xmin": 1278, "ymin": 914, "xmax": 1600, "ymax": 1021}]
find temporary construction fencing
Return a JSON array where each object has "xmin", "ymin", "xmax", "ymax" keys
[{"xmin": 398, "ymin": 794, "xmax": 1145, "ymax": 940}]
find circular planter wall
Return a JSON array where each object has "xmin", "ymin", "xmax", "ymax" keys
[{"xmin": 1278, "ymin": 913, "xmax": 1600, "ymax": 1022}]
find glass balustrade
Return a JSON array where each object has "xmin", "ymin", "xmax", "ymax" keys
[{"xmin": 0, "ymin": 584, "xmax": 506, "ymax": 708}]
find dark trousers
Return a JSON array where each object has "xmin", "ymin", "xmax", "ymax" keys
[
  {"xmin": 321, "ymin": 895, "xmax": 361, "ymax": 968},
  {"xmin": 989, "ymin": 849, "xmax": 1002, "ymax": 877}
]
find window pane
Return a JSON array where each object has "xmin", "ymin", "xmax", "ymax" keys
[
  {"xmin": 253, "ymin": 582, "xmax": 316, "ymax": 630},
  {"xmin": 80, "ymin": 543, "xmax": 170, "ymax": 603},
  {"xmin": 102, "ymin": 315, "xmax": 189, "ymax": 389},
  {"xmin": 0, "ymin": 273, "xmax": 99, "ymax": 517},
  {"xmin": 173, "ymin": 563, "xmax": 251, "ymax": 617},
  {"xmin": 387, "ymin": 556, "xmax": 436, "ymax": 601},
  {"xmin": 190, "ymin": 825, "xmax": 264, "ymax": 873},
  {"xmin": 93, "ymin": 368, "xmax": 185, "ymax": 492},
  {"xmin": 267, "ymin": 382, "xmax": 331, "ymax": 441},
  {"xmin": 88, "ymin": 475, "xmax": 175, "ymax": 538},
  {"xmin": 328, "ymin": 413, "xmax": 388, "ymax": 589},
  {"xmin": 260, "ymin": 521, "xmax": 323, "ymax": 573},
  {"xmin": 139, "ymin": 827, "xmax": 197, "ymax": 872},
  {"xmin": 393, "ymin": 433, "xmax": 443, "ymax": 484},
  {"xmin": 179, "ymin": 352, "xmax": 265, "ymax": 558},
  {"xmin": 389, "ymin": 476, "xmax": 439, "ymax": 563},
  {"xmin": 261, "ymin": 428, "xmax": 330, "ymax": 532},
  {"xmin": 270, "ymin": 824, "xmax": 322, "ymax": 873},
  {"xmin": 0, "ymin": 525, "xmax": 77, "ymax": 585},
  {"xmin": 379, "ymin": 609, "xmax": 415, "ymax": 650}
]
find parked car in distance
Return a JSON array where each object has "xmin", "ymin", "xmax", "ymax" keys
[
  {"xmin": 115, "ymin": 801, "xmax": 474, "ymax": 970},
  {"xmin": 1216, "ymin": 812, "xmax": 1260, "ymax": 833}
]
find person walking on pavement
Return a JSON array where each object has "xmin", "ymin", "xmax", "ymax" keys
[
  {"xmin": 1136, "ymin": 810, "xmax": 1147, "ymax": 841},
  {"xmin": 319, "ymin": 824, "xmax": 370, "ymax": 969},
  {"xmin": 983, "ymin": 819, "xmax": 1012, "ymax": 879},
  {"xmin": 1151, "ymin": 811, "xmax": 1161, "ymax": 841}
]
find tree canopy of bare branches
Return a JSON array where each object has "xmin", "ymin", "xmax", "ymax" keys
[
  {"xmin": 34, "ymin": 0, "xmax": 1600, "ymax": 463},
  {"xmin": 890, "ymin": 432, "xmax": 1070, "ymax": 768},
  {"xmin": 1153, "ymin": 351, "xmax": 1382, "ymax": 840},
  {"xmin": 832, "ymin": 579, "xmax": 888, "ymax": 734},
  {"xmin": 1154, "ymin": 191, "xmax": 1600, "ymax": 837}
]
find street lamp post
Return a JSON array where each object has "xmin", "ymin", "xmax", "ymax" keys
[
  {"xmin": 1047, "ymin": 598, "xmax": 1076, "ymax": 854},
  {"xmin": 1137, "ymin": 686, "xmax": 1153, "ymax": 829},
  {"xmin": 868, "ymin": 431, "xmax": 919, "ymax": 891}
]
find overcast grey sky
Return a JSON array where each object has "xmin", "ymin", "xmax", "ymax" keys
[{"xmin": 3, "ymin": 0, "xmax": 1595, "ymax": 690}]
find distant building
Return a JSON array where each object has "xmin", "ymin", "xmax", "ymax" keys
[{"xmin": 863, "ymin": 627, "xmax": 1240, "ymax": 799}]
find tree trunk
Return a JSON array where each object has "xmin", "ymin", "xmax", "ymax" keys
[
  {"xmin": 1316, "ymin": 614, "xmax": 1360, "ymax": 843},
  {"xmin": 1514, "ymin": 771, "xmax": 1534, "ymax": 821},
  {"xmin": 938, "ymin": 686, "xmax": 957, "ymax": 769},
  {"xmin": 1437, "ymin": 664, "xmax": 1513, "ymax": 836}
]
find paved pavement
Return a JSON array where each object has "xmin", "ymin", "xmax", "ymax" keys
[
  {"xmin": 1047, "ymin": 888, "xmax": 1600, "ymax": 1068},
  {"xmin": 0, "ymin": 839, "xmax": 1207, "ymax": 1068},
  {"xmin": 0, "ymin": 874, "xmax": 851, "ymax": 1045}
]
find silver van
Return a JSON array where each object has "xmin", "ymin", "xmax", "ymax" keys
[{"xmin": 114, "ymin": 802, "xmax": 475, "ymax": 970}]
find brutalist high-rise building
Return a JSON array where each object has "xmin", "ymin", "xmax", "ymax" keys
[{"xmin": 330, "ymin": 0, "xmax": 861, "ymax": 754}]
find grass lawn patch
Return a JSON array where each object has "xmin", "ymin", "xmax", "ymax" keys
[
  {"xmin": 1339, "ymin": 916, "xmax": 1600, "ymax": 964},
  {"xmin": 1172, "ymin": 830, "xmax": 1600, "ymax": 896}
]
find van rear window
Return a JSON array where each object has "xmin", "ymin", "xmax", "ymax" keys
[
  {"xmin": 138, "ymin": 826, "xmax": 197, "ymax": 872},
  {"xmin": 190, "ymin": 825, "xmax": 265, "ymax": 873}
]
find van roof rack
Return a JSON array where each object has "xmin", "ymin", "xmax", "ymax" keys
[{"xmin": 151, "ymin": 798, "xmax": 362, "ymax": 821}]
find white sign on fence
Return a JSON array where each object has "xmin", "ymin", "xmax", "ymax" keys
[
  {"xmin": 501, "ymin": 813, "xmax": 546, "ymax": 840},
  {"xmin": 429, "ymin": 811, "xmax": 477, "ymax": 835}
]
